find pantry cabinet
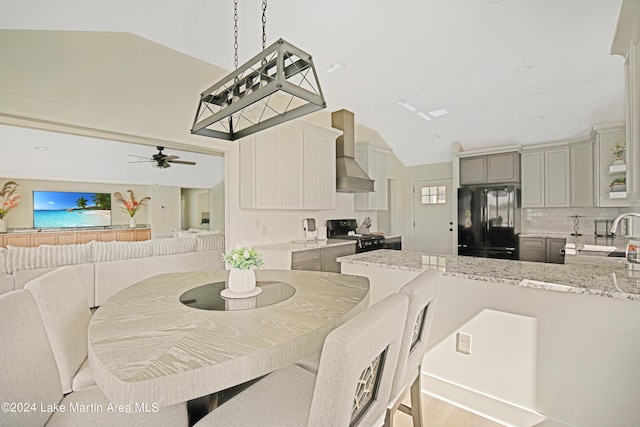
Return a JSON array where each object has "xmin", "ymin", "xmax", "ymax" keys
[{"xmin": 240, "ymin": 121, "xmax": 340, "ymax": 210}]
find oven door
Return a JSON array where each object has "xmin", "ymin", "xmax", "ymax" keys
[{"xmin": 356, "ymin": 239, "xmax": 385, "ymax": 253}]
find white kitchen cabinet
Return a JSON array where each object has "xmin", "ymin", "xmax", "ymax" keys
[
  {"xmin": 545, "ymin": 148, "xmax": 570, "ymax": 207},
  {"xmin": 593, "ymin": 124, "xmax": 628, "ymax": 207},
  {"xmin": 521, "ymin": 151, "xmax": 545, "ymax": 207},
  {"xmin": 459, "ymin": 156, "xmax": 486, "ymax": 185},
  {"xmin": 487, "ymin": 152, "xmax": 520, "ymax": 183},
  {"xmin": 570, "ymin": 139, "xmax": 595, "ymax": 207},
  {"xmin": 521, "ymin": 147, "xmax": 570, "ymax": 208},
  {"xmin": 253, "ymin": 125, "xmax": 304, "ymax": 209},
  {"xmin": 303, "ymin": 129, "xmax": 336, "ymax": 209},
  {"xmin": 354, "ymin": 141, "xmax": 389, "ymax": 210},
  {"xmin": 239, "ymin": 120, "xmax": 339, "ymax": 209},
  {"xmin": 459, "ymin": 152, "xmax": 520, "ymax": 185}
]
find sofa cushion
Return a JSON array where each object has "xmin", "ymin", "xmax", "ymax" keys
[
  {"xmin": 151, "ymin": 236, "xmax": 196, "ymax": 256},
  {"xmin": 25, "ymin": 266, "xmax": 93, "ymax": 394},
  {"xmin": 0, "ymin": 247, "xmax": 7, "ymax": 274},
  {"xmin": 6, "ymin": 243, "xmax": 92, "ymax": 273},
  {"xmin": 195, "ymin": 233, "xmax": 225, "ymax": 251},
  {"xmin": 0, "ymin": 290, "xmax": 62, "ymax": 427},
  {"xmin": 92, "ymin": 240, "xmax": 153, "ymax": 262}
]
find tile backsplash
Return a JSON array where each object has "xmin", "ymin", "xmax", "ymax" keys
[{"xmin": 523, "ymin": 207, "xmax": 624, "ymax": 236}]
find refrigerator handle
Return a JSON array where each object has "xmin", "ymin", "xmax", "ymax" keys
[{"xmin": 482, "ymin": 190, "xmax": 488, "ymax": 243}]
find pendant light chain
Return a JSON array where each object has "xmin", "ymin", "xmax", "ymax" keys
[
  {"xmin": 261, "ymin": 0, "xmax": 267, "ymax": 51},
  {"xmin": 233, "ymin": 0, "xmax": 239, "ymax": 70}
]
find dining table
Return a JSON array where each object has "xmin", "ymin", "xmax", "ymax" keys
[{"xmin": 87, "ymin": 269, "xmax": 370, "ymax": 408}]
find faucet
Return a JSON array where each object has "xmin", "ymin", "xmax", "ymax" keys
[{"xmin": 609, "ymin": 212, "xmax": 640, "ymax": 236}]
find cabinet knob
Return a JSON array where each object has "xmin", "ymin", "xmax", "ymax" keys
[
  {"xmin": 449, "ymin": 228, "xmax": 453, "ymax": 232},
  {"xmin": 449, "ymin": 222, "xmax": 453, "ymax": 225}
]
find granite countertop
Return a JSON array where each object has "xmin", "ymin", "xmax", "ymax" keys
[{"xmin": 337, "ymin": 249, "xmax": 640, "ymax": 302}]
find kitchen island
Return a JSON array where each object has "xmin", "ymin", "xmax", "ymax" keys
[
  {"xmin": 254, "ymin": 239, "xmax": 356, "ymax": 271},
  {"xmin": 338, "ymin": 249, "xmax": 640, "ymax": 427}
]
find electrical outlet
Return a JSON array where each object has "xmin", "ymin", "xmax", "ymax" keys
[{"xmin": 456, "ymin": 332, "xmax": 471, "ymax": 355}]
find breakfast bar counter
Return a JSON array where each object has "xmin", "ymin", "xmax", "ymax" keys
[{"xmin": 338, "ymin": 249, "xmax": 640, "ymax": 301}]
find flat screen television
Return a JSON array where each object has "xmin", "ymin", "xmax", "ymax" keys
[{"xmin": 33, "ymin": 191, "xmax": 112, "ymax": 229}]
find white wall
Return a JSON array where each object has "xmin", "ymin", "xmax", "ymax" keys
[
  {"xmin": 148, "ymin": 185, "xmax": 181, "ymax": 238},
  {"xmin": 0, "ymin": 124, "xmax": 224, "ymax": 188},
  {"xmin": 0, "ymin": 177, "xmax": 152, "ymax": 229},
  {"xmin": 426, "ymin": 275, "xmax": 640, "ymax": 427},
  {"xmin": 0, "ymin": 124, "xmax": 225, "ymax": 233}
]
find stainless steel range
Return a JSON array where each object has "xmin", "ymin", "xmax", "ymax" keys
[{"xmin": 326, "ymin": 219, "xmax": 386, "ymax": 253}]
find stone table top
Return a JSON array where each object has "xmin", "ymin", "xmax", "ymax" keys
[
  {"xmin": 337, "ymin": 250, "xmax": 640, "ymax": 302},
  {"xmin": 88, "ymin": 269, "xmax": 369, "ymax": 407}
]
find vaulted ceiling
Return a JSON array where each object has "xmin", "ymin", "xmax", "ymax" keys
[{"xmin": 0, "ymin": 0, "xmax": 626, "ymax": 166}]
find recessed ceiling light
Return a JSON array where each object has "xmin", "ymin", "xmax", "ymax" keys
[
  {"xmin": 516, "ymin": 65, "xmax": 533, "ymax": 73},
  {"xmin": 417, "ymin": 112, "xmax": 432, "ymax": 121},
  {"xmin": 428, "ymin": 109, "xmax": 449, "ymax": 118},
  {"xmin": 394, "ymin": 101, "xmax": 417, "ymax": 112},
  {"xmin": 531, "ymin": 115, "xmax": 545, "ymax": 123},
  {"xmin": 34, "ymin": 146, "xmax": 48, "ymax": 151},
  {"xmin": 326, "ymin": 62, "xmax": 346, "ymax": 73}
]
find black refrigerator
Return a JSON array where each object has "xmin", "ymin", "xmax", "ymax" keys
[{"xmin": 457, "ymin": 185, "xmax": 520, "ymax": 259}]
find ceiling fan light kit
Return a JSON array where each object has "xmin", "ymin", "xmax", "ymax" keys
[
  {"xmin": 128, "ymin": 146, "xmax": 196, "ymax": 169},
  {"xmin": 191, "ymin": 0, "xmax": 326, "ymax": 141}
]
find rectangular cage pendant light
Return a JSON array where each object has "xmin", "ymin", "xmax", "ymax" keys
[{"xmin": 191, "ymin": 38, "xmax": 326, "ymax": 141}]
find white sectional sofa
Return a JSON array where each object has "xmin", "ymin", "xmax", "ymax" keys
[{"xmin": 0, "ymin": 233, "xmax": 225, "ymax": 307}]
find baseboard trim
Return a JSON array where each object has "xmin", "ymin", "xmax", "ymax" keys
[{"xmin": 422, "ymin": 372, "xmax": 547, "ymax": 427}]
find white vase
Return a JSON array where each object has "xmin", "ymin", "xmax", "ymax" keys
[
  {"xmin": 227, "ymin": 268, "xmax": 256, "ymax": 294},
  {"xmin": 129, "ymin": 217, "xmax": 136, "ymax": 228},
  {"xmin": 0, "ymin": 218, "xmax": 6, "ymax": 233}
]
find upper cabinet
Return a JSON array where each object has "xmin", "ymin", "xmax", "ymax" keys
[
  {"xmin": 521, "ymin": 146, "xmax": 570, "ymax": 208},
  {"xmin": 239, "ymin": 121, "xmax": 339, "ymax": 210},
  {"xmin": 354, "ymin": 142, "xmax": 390, "ymax": 211},
  {"xmin": 459, "ymin": 152, "xmax": 520, "ymax": 185},
  {"xmin": 570, "ymin": 139, "xmax": 595, "ymax": 207}
]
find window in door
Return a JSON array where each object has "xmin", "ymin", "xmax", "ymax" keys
[{"xmin": 420, "ymin": 186, "xmax": 446, "ymax": 205}]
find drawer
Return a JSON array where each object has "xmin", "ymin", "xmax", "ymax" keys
[{"xmin": 519, "ymin": 238, "xmax": 545, "ymax": 248}]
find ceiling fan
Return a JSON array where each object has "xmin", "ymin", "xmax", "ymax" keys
[{"xmin": 128, "ymin": 146, "xmax": 196, "ymax": 168}]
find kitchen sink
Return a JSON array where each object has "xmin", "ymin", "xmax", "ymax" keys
[{"xmin": 607, "ymin": 251, "xmax": 626, "ymax": 257}]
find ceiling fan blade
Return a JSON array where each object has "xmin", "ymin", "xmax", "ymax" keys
[
  {"xmin": 127, "ymin": 160, "xmax": 154, "ymax": 164},
  {"xmin": 127, "ymin": 154, "xmax": 151, "ymax": 160},
  {"xmin": 168, "ymin": 160, "xmax": 196, "ymax": 165},
  {"xmin": 164, "ymin": 155, "xmax": 179, "ymax": 160}
]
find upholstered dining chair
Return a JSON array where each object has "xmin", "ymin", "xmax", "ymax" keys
[
  {"xmin": 0, "ymin": 289, "xmax": 188, "ymax": 426},
  {"xmin": 25, "ymin": 266, "xmax": 95, "ymax": 393},
  {"xmin": 384, "ymin": 270, "xmax": 442, "ymax": 427},
  {"xmin": 194, "ymin": 293, "xmax": 410, "ymax": 427}
]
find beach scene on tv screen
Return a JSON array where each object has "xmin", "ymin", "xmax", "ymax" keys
[{"xmin": 33, "ymin": 191, "xmax": 112, "ymax": 228}]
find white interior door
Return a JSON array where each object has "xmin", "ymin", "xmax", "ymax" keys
[{"xmin": 413, "ymin": 179, "xmax": 454, "ymax": 254}]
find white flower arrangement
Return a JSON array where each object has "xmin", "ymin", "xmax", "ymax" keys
[
  {"xmin": 611, "ymin": 141, "xmax": 626, "ymax": 159},
  {"xmin": 222, "ymin": 247, "xmax": 264, "ymax": 270}
]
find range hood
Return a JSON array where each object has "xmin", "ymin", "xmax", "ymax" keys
[{"xmin": 331, "ymin": 109, "xmax": 375, "ymax": 193}]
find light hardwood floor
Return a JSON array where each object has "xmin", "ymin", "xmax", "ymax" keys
[{"xmin": 393, "ymin": 393, "xmax": 504, "ymax": 427}]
